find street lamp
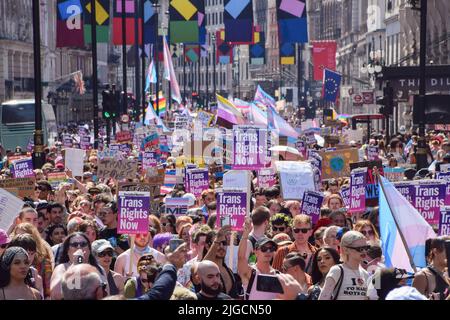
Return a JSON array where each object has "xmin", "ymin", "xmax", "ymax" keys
[{"xmin": 212, "ymin": 34, "xmax": 217, "ymax": 99}]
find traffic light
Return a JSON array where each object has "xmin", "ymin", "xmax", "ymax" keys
[
  {"xmin": 377, "ymin": 84, "xmax": 394, "ymax": 116},
  {"xmin": 101, "ymin": 89, "xmax": 112, "ymax": 119}
]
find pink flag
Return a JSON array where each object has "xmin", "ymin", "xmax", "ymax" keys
[{"xmin": 163, "ymin": 36, "xmax": 182, "ymax": 103}]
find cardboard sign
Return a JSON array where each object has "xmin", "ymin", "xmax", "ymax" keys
[
  {"xmin": 223, "ymin": 170, "xmax": 251, "ymax": 192},
  {"xmin": 145, "ymin": 165, "xmax": 166, "ymax": 186},
  {"xmin": 47, "ymin": 171, "xmax": 68, "ymax": 189},
  {"xmin": 0, "ymin": 177, "xmax": 36, "ymax": 199},
  {"xmin": 232, "ymin": 125, "xmax": 267, "ymax": 170},
  {"xmin": 300, "ymin": 191, "xmax": 324, "ymax": 225},
  {"xmin": 320, "ymin": 149, "xmax": 359, "ymax": 180},
  {"xmin": 175, "ymin": 115, "xmax": 190, "ymax": 130},
  {"xmin": 165, "ymin": 197, "xmax": 190, "ymax": 216},
  {"xmin": 116, "ymin": 131, "xmax": 132, "ymax": 143},
  {"xmin": 276, "ymin": 161, "xmax": 315, "ymax": 200},
  {"xmin": 141, "ymin": 133, "xmax": 160, "ymax": 153},
  {"xmin": 349, "ymin": 167, "xmax": 367, "ymax": 213},
  {"xmin": 185, "ymin": 169, "xmax": 209, "ymax": 197},
  {"xmin": 439, "ymin": 206, "xmax": 450, "ymax": 236},
  {"xmin": 65, "ymin": 148, "xmax": 86, "ymax": 177},
  {"xmin": 117, "ymin": 190, "xmax": 150, "ymax": 234},
  {"xmin": 384, "ymin": 167, "xmax": 405, "ymax": 182},
  {"xmin": 367, "ymin": 146, "xmax": 379, "ymax": 161},
  {"xmin": 0, "ymin": 189, "xmax": 25, "ymax": 231},
  {"xmin": 97, "ymin": 158, "xmax": 138, "ymax": 181},
  {"xmin": 11, "ymin": 158, "xmax": 34, "ymax": 179},
  {"xmin": 164, "ymin": 169, "xmax": 178, "ymax": 187},
  {"xmin": 394, "ymin": 180, "xmax": 446, "ymax": 227},
  {"xmin": 257, "ymin": 168, "xmax": 276, "ymax": 189},
  {"xmin": 216, "ymin": 191, "xmax": 248, "ymax": 231}
]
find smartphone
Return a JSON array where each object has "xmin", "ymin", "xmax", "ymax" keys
[
  {"xmin": 169, "ymin": 238, "xmax": 185, "ymax": 252},
  {"xmin": 256, "ymin": 274, "xmax": 284, "ymax": 294}
]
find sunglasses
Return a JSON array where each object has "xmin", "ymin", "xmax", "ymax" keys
[
  {"xmin": 346, "ymin": 245, "xmax": 371, "ymax": 253},
  {"xmin": 360, "ymin": 230, "xmax": 375, "ymax": 236},
  {"xmin": 98, "ymin": 250, "xmax": 113, "ymax": 258},
  {"xmin": 69, "ymin": 241, "xmax": 89, "ymax": 249},
  {"xmin": 35, "ymin": 186, "xmax": 47, "ymax": 191},
  {"xmin": 259, "ymin": 246, "xmax": 277, "ymax": 253},
  {"xmin": 216, "ymin": 240, "xmax": 228, "ymax": 247},
  {"xmin": 272, "ymin": 226, "xmax": 286, "ymax": 232},
  {"xmin": 293, "ymin": 228, "xmax": 310, "ymax": 234}
]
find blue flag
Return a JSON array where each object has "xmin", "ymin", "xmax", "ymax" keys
[{"xmin": 322, "ymin": 69, "xmax": 341, "ymax": 102}]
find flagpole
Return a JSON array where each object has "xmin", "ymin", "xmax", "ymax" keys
[
  {"xmin": 153, "ymin": 1, "xmax": 160, "ymax": 116},
  {"xmin": 183, "ymin": 44, "xmax": 186, "ymax": 103},
  {"xmin": 134, "ymin": 0, "xmax": 141, "ymax": 122},
  {"xmin": 140, "ymin": 0, "xmax": 146, "ymax": 125},
  {"xmin": 121, "ymin": 0, "xmax": 127, "ymax": 117},
  {"xmin": 90, "ymin": 0, "xmax": 99, "ymax": 149},
  {"xmin": 376, "ymin": 171, "xmax": 418, "ymax": 273}
]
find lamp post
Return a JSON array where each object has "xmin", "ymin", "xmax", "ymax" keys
[
  {"xmin": 91, "ymin": 0, "xmax": 99, "ymax": 149},
  {"xmin": 212, "ymin": 34, "xmax": 217, "ymax": 98},
  {"xmin": 153, "ymin": 0, "xmax": 160, "ymax": 116}
]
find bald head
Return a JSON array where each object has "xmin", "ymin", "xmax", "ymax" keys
[
  {"xmin": 197, "ymin": 261, "xmax": 222, "ymax": 297},
  {"xmin": 197, "ymin": 260, "xmax": 220, "ymax": 277},
  {"xmin": 61, "ymin": 264, "xmax": 103, "ymax": 300}
]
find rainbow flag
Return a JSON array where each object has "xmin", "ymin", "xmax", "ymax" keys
[{"xmin": 150, "ymin": 92, "xmax": 166, "ymax": 116}]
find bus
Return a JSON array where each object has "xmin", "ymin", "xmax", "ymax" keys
[{"xmin": 0, "ymin": 99, "xmax": 57, "ymax": 151}]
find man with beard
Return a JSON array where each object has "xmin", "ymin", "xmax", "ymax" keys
[
  {"xmin": 196, "ymin": 261, "xmax": 232, "ymax": 300},
  {"xmin": 98, "ymin": 202, "xmax": 129, "ymax": 256},
  {"xmin": 202, "ymin": 226, "xmax": 241, "ymax": 298}
]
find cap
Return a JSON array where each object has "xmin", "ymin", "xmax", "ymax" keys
[
  {"xmin": 182, "ymin": 193, "xmax": 196, "ymax": 207},
  {"xmin": 0, "ymin": 228, "xmax": 11, "ymax": 245},
  {"xmin": 55, "ymin": 163, "xmax": 65, "ymax": 169},
  {"xmin": 254, "ymin": 237, "xmax": 278, "ymax": 250},
  {"xmin": 88, "ymin": 186, "xmax": 101, "ymax": 194},
  {"xmin": 91, "ymin": 239, "xmax": 114, "ymax": 255}
]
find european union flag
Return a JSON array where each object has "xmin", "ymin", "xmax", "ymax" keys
[{"xmin": 322, "ymin": 69, "xmax": 342, "ymax": 102}]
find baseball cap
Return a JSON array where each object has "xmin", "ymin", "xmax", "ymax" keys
[
  {"xmin": 182, "ymin": 193, "xmax": 196, "ymax": 207},
  {"xmin": 91, "ymin": 239, "xmax": 114, "ymax": 255},
  {"xmin": 254, "ymin": 237, "xmax": 278, "ymax": 250},
  {"xmin": 55, "ymin": 163, "xmax": 65, "ymax": 169},
  {"xmin": 0, "ymin": 228, "xmax": 11, "ymax": 246}
]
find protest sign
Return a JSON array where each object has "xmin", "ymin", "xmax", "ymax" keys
[
  {"xmin": 185, "ymin": 169, "xmax": 209, "ymax": 197},
  {"xmin": 384, "ymin": 167, "xmax": 405, "ymax": 182},
  {"xmin": 26, "ymin": 138, "xmax": 34, "ymax": 152},
  {"xmin": 320, "ymin": 149, "xmax": 359, "ymax": 180},
  {"xmin": 216, "ymin": 191, "xmax": 248, "ymax": 231},
  {"xmin": 97, "ymin": 158, "xmax": 138, "ymax": 181},
  {"xmin": 63, "ymin": 134, "xmax": 73, "ymax": 148},
  {"xmin": 197, "ymin": 111, "xmax": 215, "ymax": 127},
  {"xmin": 295, "ymin": 140, "xmax": 308, "ymax": 159},
  {"xmin": 11, "ymin": 158, "xmax": 34, "ymax": 179},
  {"xmin": 232, "ymin": 125, "xmax": 267, "ymax": 170},
  {"xmin": 65, "ymin": 148, "xmax": 86, "ymax": 177},
  {"xmin": 119, "ymin": 144, "xmax": 131, "ymax": 155},
  {"xmin": 47, "ymin": 171, "xmax": 68, "ymax": 189},
  {"xmin": 0, "ymin": 189, "xmax": 25, "ymax": 231},
  {"xmin": 80, "ymin": 135, "xmax": 91, "ymax": 150},
  {"xmin": 367, "ymin": 146, "xmax": 379, "ymax": 161},
  {"xmin": 438, "ymin": 206, "xmax": 450, "ymax": 236},
  {"xmin": 276, "ymin": 161, "xmax": 315, "ymax": 200},
  {"xmin": 142, "ymin": 152, "xmax": 158, "ymax": 175},
  {"xmin": 257, "ymin": 168, "xmax": 276, "ymax": 189},
  {"xmin": 165, "ymin": 197, "xmax": 190, "ymax": 216},
  {"xmin": 350, "ymin": 160, "xmax": 384, "ymax": 207},
  {"xmin": 436, "ymin": 171, "xmax": 450, "ymax": 206},
  {"xmin": 0, "ymin": 178, "xmax": 35, "ymax": 199},
  {"xmin": 342, "ymin": 129, "xmax": 364, "ymax": 144},
  {"xmin": 394, "ymin": 180, "xmax": 446, "ymax": 227},
  {"xmin": 349, "ymin": 167, "xmax": 367, "ymax": 213},
  {"xmin": 175, "ymin": 115, "xmax": 190, "ymax": 130},
  {"xmin": 300, "ymin": 191, "xmax": 324, "ymax": 224},
  {"xmin": 7, "ymin": 153, "xmax": 30, "ymax": 167},
  {"xmin": 164, "ymin": 169, "xmax": 178, "ymax": 187},
  {"xmin": 305, "ymin": 132, "xmax": 317, "ymax": 145},
  {"xmin": 117, "ymin": 190, "xmax": 150, "ymax": 234},
  {"xmin": 116, "ymin": 131, "xmax": 132, "ymax": 143},
  {"xmin": 340, "ymin": 185, "xmax": 351, "ymax": 208},
  {"xmin": 145, "ymin": 165, "xmax": 166, "ymax": 186},
  {"xmin": 141, "ymin": 133, "xmax": 160, "ymax": 152},
  {"xmin": 223, "ymin": 170, "xmax": 251, "ymax": 192}
]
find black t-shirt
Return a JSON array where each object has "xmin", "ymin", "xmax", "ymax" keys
[
  {"xmin": 196, "ymin": 292, "xmax": 232, "ymax": 300},
  {"xmin": 99, "ymin": 227, "xmax": 130, "ymax": 252}
]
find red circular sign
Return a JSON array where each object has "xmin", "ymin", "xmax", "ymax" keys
[{"xmin": 354, "ymin": 94, "xmax": 363, "ymax": 102}]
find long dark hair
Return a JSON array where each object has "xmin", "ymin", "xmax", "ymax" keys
[
  {"xmin": 0, "ymin": 247, "xmax": 34, "ymax": 288},
  {"xmin": 425, "ymin": 236, "xmax": 447, "ymax": 264},
  {"xmin": 45, "ymin": 224, "xmax": 67, "ymax": 246},
  {"xmin": 161, "ymin": 214, "xmax": 177, "ymax": 234},
  {"xmin": 311, "ymin": 247, "xmax": 340, "ymax": 284},
  {"xmin": 57, "ymin": 232, "xmax": 104, "ymax": 275}
]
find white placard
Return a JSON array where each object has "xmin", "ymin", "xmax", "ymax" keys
[
  {"xmin": 223, "ymin": 170, "xmax": 251, "ymax": 192},
  {"xmin": 65, "ymin": 148, "xmax": 86, "ymax": 177},
  {"xmin": 0, "ymin": 189, "xmax": 25, "ymax": 231},
  {"xmin": 276, "ymin": 161, "xmax": 315, "ymax": 200}
]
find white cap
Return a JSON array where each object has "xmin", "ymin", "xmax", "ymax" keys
[{"xmin": 182, "ymin": 193, "xmax": 196, "ymax": 207}]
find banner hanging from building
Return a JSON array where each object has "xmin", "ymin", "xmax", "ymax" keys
[
  {"xmin": 311, "ymin": 41, "xmax": 337, "ymax": 81},
  {"xmin": 216, "ymin": 29, "xmax": 234, "ymax": 64},
  {"xmin": 57, "ymin": 0, "xmax": 85, "ymax": 47},
  {"xmin": 113, "ymin": 0, "xmax": 142, "ymax": 45},
  {"xmin": 280, "ymin": 42, "xmax": 296, "ymax": 65},
  {"xmin": 169, "ymin": 0, "xmax": 204, "ymax": 44},
  {"xmin": 223, "ymin": 0, "xmax": 254, "ymax": 44},
  {"xmin": 276, "ymin": 0, "xmax": 308, "ymax": 43},
  {"xmin": 250, "ymin": 29, "xmax": 265, "ymax": 65},
  {"xmin": 83, "ymin": 0, "xmax": 110, "ymax": 44},
  {"xmin": 143, "ymin": 0, "xmax": 158, "ymax": 44}
]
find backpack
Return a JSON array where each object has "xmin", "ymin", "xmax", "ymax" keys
[{"xmin": 331, "ymin": 265, "xmax": 344, "ymax": 300}]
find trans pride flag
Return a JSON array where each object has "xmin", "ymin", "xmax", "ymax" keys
[
  {"xmin": 379, "ymin": 176, "xmax": 436, "ymax": 272},
  {"xmin": 254, "ymin": 85, "xmax": 276, "ymax": 109}
]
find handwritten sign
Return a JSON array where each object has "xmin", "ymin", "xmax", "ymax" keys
[
  {"xmin": 97, "ymin": 158, "xmax": 138, "ymax": 180},
  {"xmin": 216, "ymin": 192, "xmax": 248, "ymax": 231},
  {"xmin": 257, "ymin": 168, "xmax": 276, "ymax": 189},
  {"xmin": 320, "ymin": 149, "xmax": 359, "ymax": 180},
  {"xmin": 117, "ymin": 190, "xmax": 150, "ymax": 234},
  {"xmin": 0, "ymin": 177, "xmax": 35, "ymax": 199}
]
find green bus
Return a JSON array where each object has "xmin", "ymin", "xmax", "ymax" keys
[{"xmin": 0, "ymin": 99, "xmax": 57, "ymax": 151}]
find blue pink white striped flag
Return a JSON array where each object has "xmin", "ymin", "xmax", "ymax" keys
[{"xmin": 254, "ymin": 85, "xmax": 276, "ymax": 109}]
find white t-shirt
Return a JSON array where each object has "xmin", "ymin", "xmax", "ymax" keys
[
  {"xmin": 116, "ymin": 247, "xmax": 166, "ymax": 277},
  {"xmin": 326, "ymin": 264, "xmax": 370, "ymax": 300}
]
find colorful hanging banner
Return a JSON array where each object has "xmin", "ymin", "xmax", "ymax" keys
[
  {"xmin": 224, "ymin": 0, "xmax": 254, "ymax": 44},
  {"xmin": 276, "ymin": 0, "xmax": 308, "ymax": 43},
  {"xmin": 83, "ymin": 0, "xmax": 110, "ymax": 44},
  {"xmin": 184, "ymin": 45, "xmax": 200, "ymax": 62},
  {"xmin": 250, "ymin": 30, "xmax": 265, "ymax": 65},
  {"xmin": 113, "ymin": 0, "xmax": 142, "ymax": 45},
  {"xmin": 57, "ymin": 0, "xmax": 85, "ymax": 47},
  {"xmin": 169, "ymin": 0, "xmax": 203, "ymax": 43},
  {"xmin": 216, "ymin": 29, "xmax": 234, "ymax": 64},
  {"xmin": 143, "ymin": 0, "xmax": 158, "ymax": 44},
  {"xmin": 311, "ymin": 41, "xmax": 337, "ymax": 81},
  {"xmin": 280, "ymin": 42, "xmax": 296, "ymax": 65}
]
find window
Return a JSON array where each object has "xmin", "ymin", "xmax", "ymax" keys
[{"xmin": 2, "ymin": 103, "xmax": 35, "ymax": 124}]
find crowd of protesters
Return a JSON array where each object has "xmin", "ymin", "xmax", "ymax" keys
[{"xmin": 0, "ymin": 120, "xmax": 449, "ymax": 301}]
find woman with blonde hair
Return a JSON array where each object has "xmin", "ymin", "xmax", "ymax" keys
[
  {"xmin": 10, "ymin": 223, "xmax": 54, "ymax": 298},
  {"xmin": 353, "ymin": 220, "xmax": 380, "ymax": 244},
  {"xmin": 319, "ymin": 231, "xmax": 370, "ymax": 300}
]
